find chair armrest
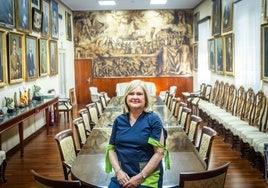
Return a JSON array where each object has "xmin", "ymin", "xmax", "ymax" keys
[{"xmin": 63, "ymin": 161, "xmax": 72, "ymax": 169}]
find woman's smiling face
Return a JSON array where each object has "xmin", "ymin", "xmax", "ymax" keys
[{"xmin": 126, "ymin": 86, "xmax": 145, "ymax": 110}]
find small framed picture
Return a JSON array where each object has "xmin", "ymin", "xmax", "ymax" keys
[
  {"xmin": 16, "ymin": 0, "xmax": 31, "ymax": 33},
  {"xmin": 49, "ymin": 40, "xmax": 58, "ymax": 76},
  {"xmin": 0, "ymin": 0, "xmax": 15, "ymax": 29},
  {"xmin": 65, "ymin": 11, "xmax": 72, "ymax": 41},
  {"xmin": 223, "ymin": 33, "xmax": 234, "ymax": 76},
  {"xmin": 25, "ymin": 35, "xmax": 38, "ymax": 80},
  {"xmin": 208, "ymin": 38, "xmax": 216, "ymax": 72},
  {"xmin": 39, "ymin": 38, "xmax": 48, "ymax": 76},
  {"xmin": 8, "ymin": 32, "xmax": 25, "ymax": 84},
  {"xmin": 32, "ymin": 7, "xmax": 42, "ymax": 32},
  {"xmin": 41, "ymin": 0, "xmax": 50, "ymax": 37},
  {"xmin": 31, "ymin": 0, "xmax": 40, "ymax": 9},
  {"xmin": 0, "ymin": 30, "xmax": 8, "ymax": 87},
  {"xmin": 261, "ymin": 24, "xmax": 268, "ymax": 82},
  {"xmin": 193, "ymin": 43, "xmax": 198, "ymax": 71},
  {"xmin": 51, "ymin": 0, "xmax": 59, "ymax": 39},
  {"xmin": 215, "ymin": 36, "xmax": 224, "ymax": 75}
]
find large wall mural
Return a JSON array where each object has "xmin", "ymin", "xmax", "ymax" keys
[{"xmin": 73, "ymin": 10, "xmax": 193, "ymax": 77}]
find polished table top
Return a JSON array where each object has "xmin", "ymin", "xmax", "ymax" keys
[{"xmin": 71, "ymin": 97, "xmax": 206, "ymax": 187}]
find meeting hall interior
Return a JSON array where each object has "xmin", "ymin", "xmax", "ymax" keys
[{"xmin": 0, "ymin": 0, "xmax": 268, "ymax": 187}]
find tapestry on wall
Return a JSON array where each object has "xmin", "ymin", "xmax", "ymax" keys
[{"xmin": 73, "ymin": 10, "xmax": 193, "ymax": 77}]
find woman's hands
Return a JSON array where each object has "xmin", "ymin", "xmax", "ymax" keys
[{"xmin": 118, "ymin": 171, "xmax": 143, "ymax": 188}]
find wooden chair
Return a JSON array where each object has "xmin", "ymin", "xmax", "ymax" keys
[
  {"xmin": 175, "ymin": 101, "xmax": 187, "ymax": 124},
  {"xmin": 73, "ymin": 117, "xmax": 88, "ymax": 148},
  {"xmin": 79, "ymin": 108, "xmax": 93, "ymax": 135},
  {"xmin": 69, "ymin": 88, "xmax": 77, "ymax": 107},
  {"xmin": 187, "ymin": 115, "xmax": 203, "ymax": 147},
  {"xmin": 179, "ymin": 162, "xmax": 230, "ymax": 188},
  {"xmin": 197, "ymin": 126, "xmax": 217, "ymax": 169},
  {"xmin": 58, "ymin": 98, "xmax": 73, "ymax": 123},
  {"xmin": 179, "ymin": 107, "xmax": 191, "ymax": 133},
  {"xmin": 99, "ymin": 94, "xmax": 108, "ymax": 110},
  {"xmin": 30, "ymin": 169, "xmax": 81, "ymax": 188},
  {"xmin": 86, "ymin": 103, "xmax": 99, "ymax": 128},
  {"xmin": 54, "ymin": 129, "xmax": 80, "ymax": 180},
  {"xmin": 95, "ymin": 100, "xmax": 103, "ymax": 118}
]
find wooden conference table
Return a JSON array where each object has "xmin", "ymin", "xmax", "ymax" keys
[{"xmin": 71, "ymin": 96, "xmax": 206, "ymax": 187}]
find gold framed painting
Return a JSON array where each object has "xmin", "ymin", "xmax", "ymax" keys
[
  {"xmin": 16, "ymin": 0, "xmax": 32, "ymax": 33},
  {"xmin": 0, "ymin": 0, "xmax": 15, "ymax": 29},
  {"xmin": 7, "ymin": 32, "xmax": 25, "ymax": 84},
  {"xmin": 208, "ymin": 38, "xmax": 216, "ymax": 72},
  {"xmin": 41, "ymin": 0, "xmax": 50, "ymax": 37},
  {"xmin": 32, "ymin": 7, "xmax": 42, "ymax": 32},
  {"xmin": 261, "ymin": 24, "xmax": 268, "ymax": 82},
  {"xmin": 25, "ymin": 35, "xmax": 38, "ymax": 80},
  {"xmin": 212, "ymin": 0, "xmax": 221, "ymax": 36},
  {"xmin": 0, "ymin": 30, "xmax": 8, "ymax": 87},
  {"xmin": 223, "ymin": 33, "xmax": 234, "ymax": 76},
  {"xmin": 215, "ymin": 36, "xmax": 224, "ymax": 75},
  {"xmin": 51, "ymin": 0, "xmax": 59, "ymax": 39},
  {"xmin": 39, "ymin": 38, "xmax": 48, "ymax": 77},
  {"xmin": 221, "ymin": 0, "xmax": 233, "ymax": 33},
  {"xmin": 49, "ymin": 40, "xmax": 58, "ymax": 76}
]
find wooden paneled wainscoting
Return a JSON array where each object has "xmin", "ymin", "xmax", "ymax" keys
[{"xmin": 1, "ymin": 104, "xmax": 268, "ymax": 188}]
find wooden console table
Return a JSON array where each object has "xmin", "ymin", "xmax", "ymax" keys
[{"xmin": 0, "ymin": 97, "xmax": 59, "ymax": 157}]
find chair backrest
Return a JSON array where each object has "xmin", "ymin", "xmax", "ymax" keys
[
  {"xmin": 180, "ymin": 107, "xmax": 191, "ymax": 133},
  {"xmin": 226, "ymin": 84, "xmax": 236, "ymax": 113},
  {"xmin": 99, "ymin": 94, "xmax": 108, "ymax": 109},
  {"xmin": 54, "ymin": 129, "xmax": 78, "ymax": 180},
  {"xmin": 145, "ymin": 82, "xmax": 156, "ymax": 96},
  {"xmin": 30, "ymin": 169, "xmax": 81, "ymax": 188},
  {"xmin": 169, "ymin": 86, "xmax": 177, "ymax": 96},
  {"xmin": 188, "ymin": 115, "xmax": 202, "ymax": 147},
  {"xmin": 73, "ymin": 117, "xmax": 87, "ymax": 148},
  {"xmin": 69, "ymin": 88, "xmax": 77, "ymax": 106},
  {"xmin": 86, "ymin": 103, "xmax": 99, "ymax": 125},
  {"xmin": 79, "ymin": 108, "xmax": 92, "ymax": 134},
  {"xmin": 241, "ymin": 88, "xmax": 255, "ymax": 123},
  {"xmin": 89, "ymin": 87, "xmax": 99, "ymax": 102},
  {"xmin": 198, "ymin": 126, "xmax": 217, "ymax": 169},
  {"xmin": 176, "ymin": 102, "xmax": 187, "ymax": 123},
  {"xmin": 251, "ymin": 91, "xmax": 267, "ymax": 131},
  {"xmin": 203, "ymin": 84, "xmax": 212, "ymax": 101},
  {"xmin": 95, "ymin": 100, "xmax": 103, "ymax": 117},
  {"xmin": 179, "ymin": 162, "xmax": 230, "ymax": 188}
]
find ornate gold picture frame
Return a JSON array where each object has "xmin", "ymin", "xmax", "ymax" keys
[
  {"xmin": 49, "ymin": 40, "xmax": 58, "ymax": 76},
  {"xmin": 0, "ymin": 30, "xmax": 7, "ymax": 87}
]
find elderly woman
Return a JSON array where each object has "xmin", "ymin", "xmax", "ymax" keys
[{"xmin": 106, "ymin": 80, "xmax": 169, "ymax": 188}]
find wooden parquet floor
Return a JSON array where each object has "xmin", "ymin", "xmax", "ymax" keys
[{"xmin": 0, "ymin": 104, "xmax": 268, "ymax": 188}]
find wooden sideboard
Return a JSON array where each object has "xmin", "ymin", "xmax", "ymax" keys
[{"xmin": 0, "ymin": 97, "xmax": 59, "ymax": 157}]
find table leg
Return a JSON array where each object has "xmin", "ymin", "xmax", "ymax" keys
[{"xmin": 18, "ymin": 122, "xmax": 24, "ymax": 157}]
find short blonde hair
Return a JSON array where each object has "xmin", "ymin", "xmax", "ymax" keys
[{"xmin": 122, "ymin": 80, "xmax": 151, "ymax": 113}]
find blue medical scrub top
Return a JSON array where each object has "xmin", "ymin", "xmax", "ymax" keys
[{"xmin": 109, "ymin": 111, "xmax": 164, "ymax": 185}]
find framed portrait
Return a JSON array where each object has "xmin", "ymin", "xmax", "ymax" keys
[
  {"xmin": 215, "ymin": 36, "xmax": 224, "ymax": 74},
  {"xmin": 221, "ymin": 0, "xmax": 233, "ymax": 33},
  {"xmin": 208, "ymin": 38, "xmax": 216, "ymax": 72},
  {"xmin": 261, "ymin": 24, "xmax": 268, "ymax": 82},
  {"xmin": 65, "ymin": 11, "xmax": 72, "ymax": 41},
  {"xmin": 39, "ymin": 38, "xmax": 48, "ymax": 76},
  {"xmin": 212, "ymin": 0, "xmax": 221, "ymax": 36},
  {"xmin": 49, "ymin": 40, "xmax": 58, "ymax": 76},
  {"xmin": 41, "ymin": 0, "xmax": 50, "ymax": 37},
  {"xmin": 25, "ymin": 36, "xmax": 38, "ymax": 80},
  {"xmin": 32, "ymin": 7, "xmax": 42, "ymax": 32},
  {"xmin": 51, "ymin": 0, "xmax": 59, "ymax": 39},
  {"xmin": 16, "ymin": 0, "xmax": 31, "ymax": 33},
  {"xmin": 0, "ymin": 0, "xmax": 15, "ymax": 29},
  {"xmin": 193, "ymin": 43, "xmax": 198, "ymax": 71},
  {"xmin": 7, "ymin": 32, "xmax": 25, "ymax": 84},
  {"xmin": 263, "ymin": 0, "xmax": 268, "ymax": 21},
  {"xmin": 193, "ymin": 12, "xmax": 200, "ymax": 42},
  {"xmin": 0, "ymin": 30, "xmax": 7, "ymax": 87},
  {"xmin": 31, "ymin": 0, "xmax": 40, "ymax": 9},
  {"xmin": 223, "ymin": 33, "xmax": 234, "ymax": 76}
]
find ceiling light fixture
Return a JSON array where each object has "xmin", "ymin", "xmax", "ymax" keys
[
  {"xmin": 150, "ymin": 0, "xmax": 167, "ymax": 5},
  {"xmin": 98, "ymin": 1, "xmax": 116, "ymax": 5}
]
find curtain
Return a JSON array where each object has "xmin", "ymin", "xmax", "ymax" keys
[
  {"xmin": 196, "ymin": 19, "xmax": 210, "ymax": 89},
  {"xmin": 233, "ymin": 0, "xmax": 261, "ymax": 92}
]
